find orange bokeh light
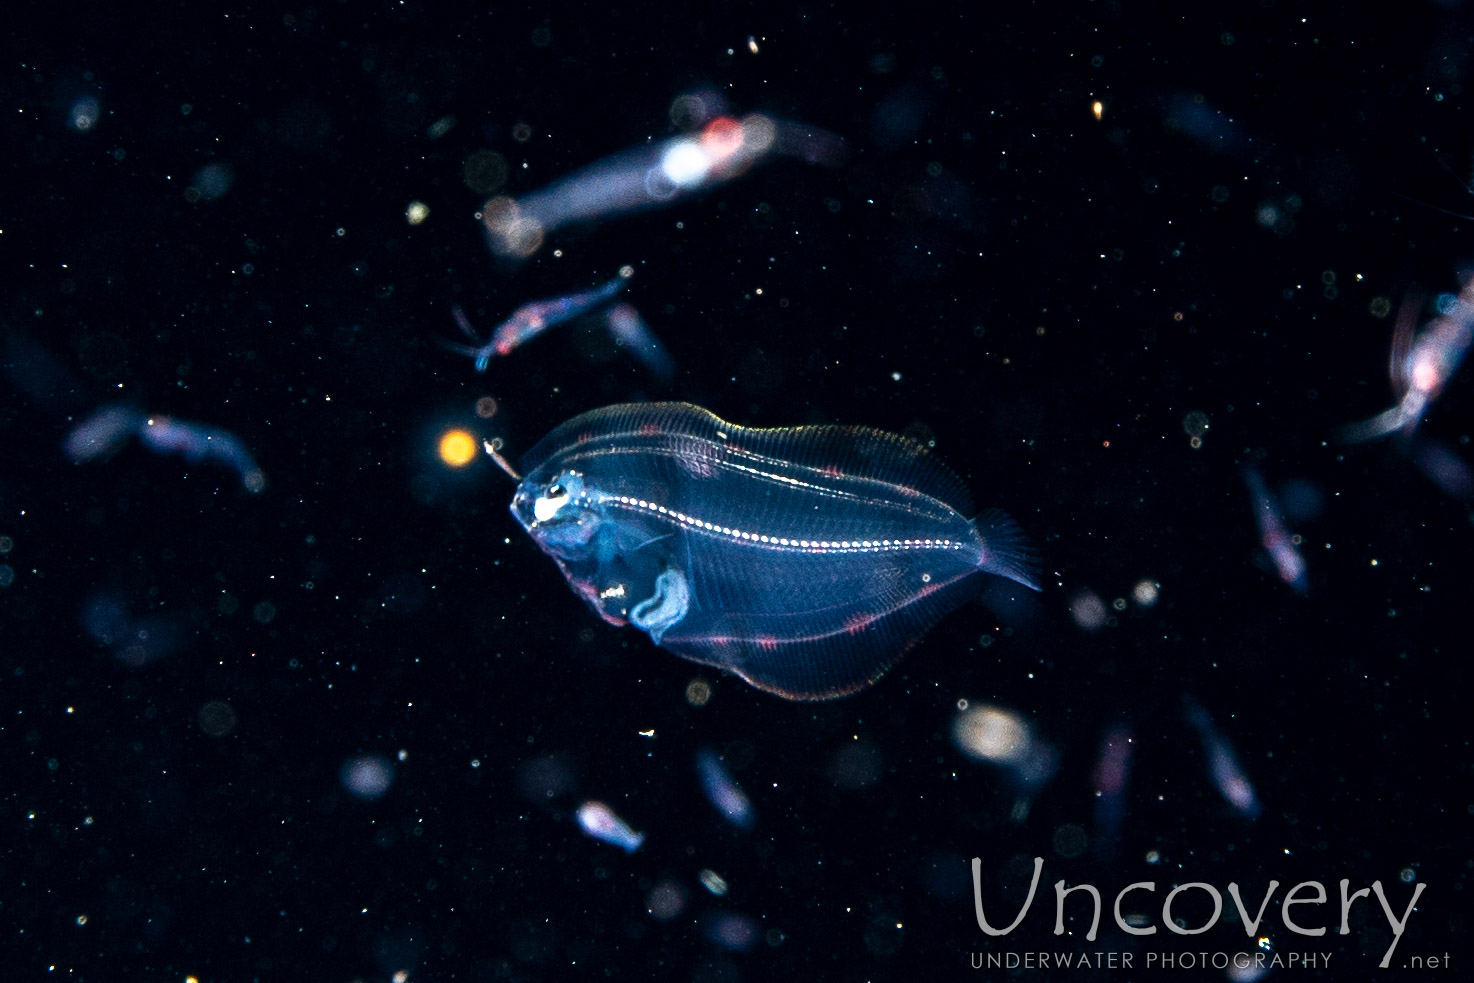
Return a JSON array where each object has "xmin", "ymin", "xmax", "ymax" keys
[{"xmin": 438, "ymin": 428, "xmax": 478, "ymax": 468}]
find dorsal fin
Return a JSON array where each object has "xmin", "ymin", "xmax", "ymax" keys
[{"xmin": 518, "ymin": 402, "xmax": 975, "ymax": 512}]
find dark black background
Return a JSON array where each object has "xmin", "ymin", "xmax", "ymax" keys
[{"xmin": 4, "ymin": 3, "xmax": 1470, "ymax": 979}]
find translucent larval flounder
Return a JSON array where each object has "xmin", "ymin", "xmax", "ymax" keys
[{"xmin": 511, "ymin": 402, "xmax": 1039, "ymax": 700}]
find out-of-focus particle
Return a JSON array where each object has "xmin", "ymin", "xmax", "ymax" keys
[
  {"xmin": 604, "ymin": 303, "xmax": 675, "ymax": 381},
  {"xmin": 646, "ymin": 880, "xmax": 686, "ymax": 921},
  {"xmin": 1131, "ymin": 579, "xmax": 1159, "ymax": 606},
  {"xmin": 438, "ymin": 428, "xmax": 477, "ymax": 468},
  {"xmin": 1091, "ymin": 725, "xmax": 1134, "ymax": 861},
  {"xmin": 1244, "ymin": 466, "xmax": 1308, "ymax": 594},
  {"xmin": 197, "ymin": 700, "xmax": 238, "ymax": 737},
  {"xmin": 481, "ymin": 102, "xmax": 842, "ymax": 260},
  {"xmin": 1068, "ymin": 590, "xmax": 1108, "ymax": 631},
  {"xmin": 702, "ymin": 911, "xmax": 758, "ymax": 951},
  {"xmin": 1052, "ymin": 823, "xmax": 1088, "ymax": 858},
  {"xmin": 695, "ymin": 749, "xmax": 754, "ymax": 829},
  {"xmin": 340, "ymin": 754, "xmax": 395, "ymax": 801},
  {"xmin": 473, "ymin": 396, "xmax": 499, "ymax": 419},
  {"xmin": 827, "ymin": 739, "xmax": 883, "ymax": 790},
  {"xmin": 517, "ymin": 754, "xmax": 575, "ymax": 803},
  {"xmin": 462, "ymin": 150, "xmax": 508, "ymax": 196},
  {"xmin": 66, "ymin": 405, "xmax": 140, "ymax": 462},
  {"xmin": 863, "ymin": 915, "xmax": 904, "ymax": 956},
  {"xmin": 69, "ymin": 95, "xmax": 101, "ymax": 133},
  {"xmin": 1228, "ymin": 954, "xmax": 1272, "ymax": 982},
  {"xmin": 953, "ymin": 703, "xmax": 1056, "ymax": 787},
  {"xmin": 686, "ymin": 678, "xmax": 712, "ymax": 706},
  {"xmin": 1184, "ymin": 697, "xmax": 1261, "ymax": 819},
  {"xmin": 1279, "ymin": 477, "xmax": 1325, "ymax": 522},
  {"xmin": 575, "ymin": 800, "xmax": 644, "ymax": 853},
  {"xmin": 1183, "ymin": 410, "xmax": 1210, "ymax": 448},
  {"xmin": 187, "ymin": 163, "xmax": 235, "ymax": 202},
  {"xmin": 67, "ymin": 405, "xmax": 265, "ymax": 491},
  {"xmin": 405, "ymin": 200, "xmax": 430, "ymax": 226}
]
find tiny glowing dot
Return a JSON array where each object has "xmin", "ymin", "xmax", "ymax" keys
[{"xmin": 439, "ymin": 429, "xmax": 478, "ymax": 468}]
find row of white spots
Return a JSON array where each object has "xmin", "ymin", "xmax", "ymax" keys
[{"xmin": 608, "ymin": 495, "xmax": 962, "ymax": 553}]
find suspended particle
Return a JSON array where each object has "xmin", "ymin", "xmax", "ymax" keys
[
  {"xmin": 1068, "ymin": 590, "xmax": 1108, "ymax": 631},
  {"xmin": 702, "ymin": 910, "xmax": 758, "ymax": 952},
  {"xmin": 695, "ymin": 749, "xmax": 754, "ymax": 829},
  {"xmin": 575, "ymin": 800, "xmax": 644, "ymax": 853},
  {"xmin": 340, "ymin": 754, "xmax": 395, "ymax": 801},
  {"xmin": 463, "ymin": 150, "xmax": 509, "ymax": 196},
  {"xmin": 1052, "ymin": 823, "xmax": 1088, "ymax": 859},
  {"xmin": 953, "ymin": 703, "xmax": 1056, "ymax": 787},
  {"xmin": 646, "ymin": 880, "xmax": 687, "ymax": 921},
  {"xmin": 69, "ymin": 95, "xmax": 101, "ymax": 133},
  {"xmin": 197, "ymin": 700, "xmax": 238, "ymax": 737},
  {"xmin": 1183, "ymin": 410, "xmax": 1210, "ymax": 448}
]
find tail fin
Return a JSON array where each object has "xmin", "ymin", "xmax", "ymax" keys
[{"xmin": 974, "ymin": 508, "xmax": 1041, "ymax": 591}]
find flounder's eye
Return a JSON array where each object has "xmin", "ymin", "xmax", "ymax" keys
[{"xmin": 533, "ymin": 481, "xmax": 571, "ymax": 523}]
